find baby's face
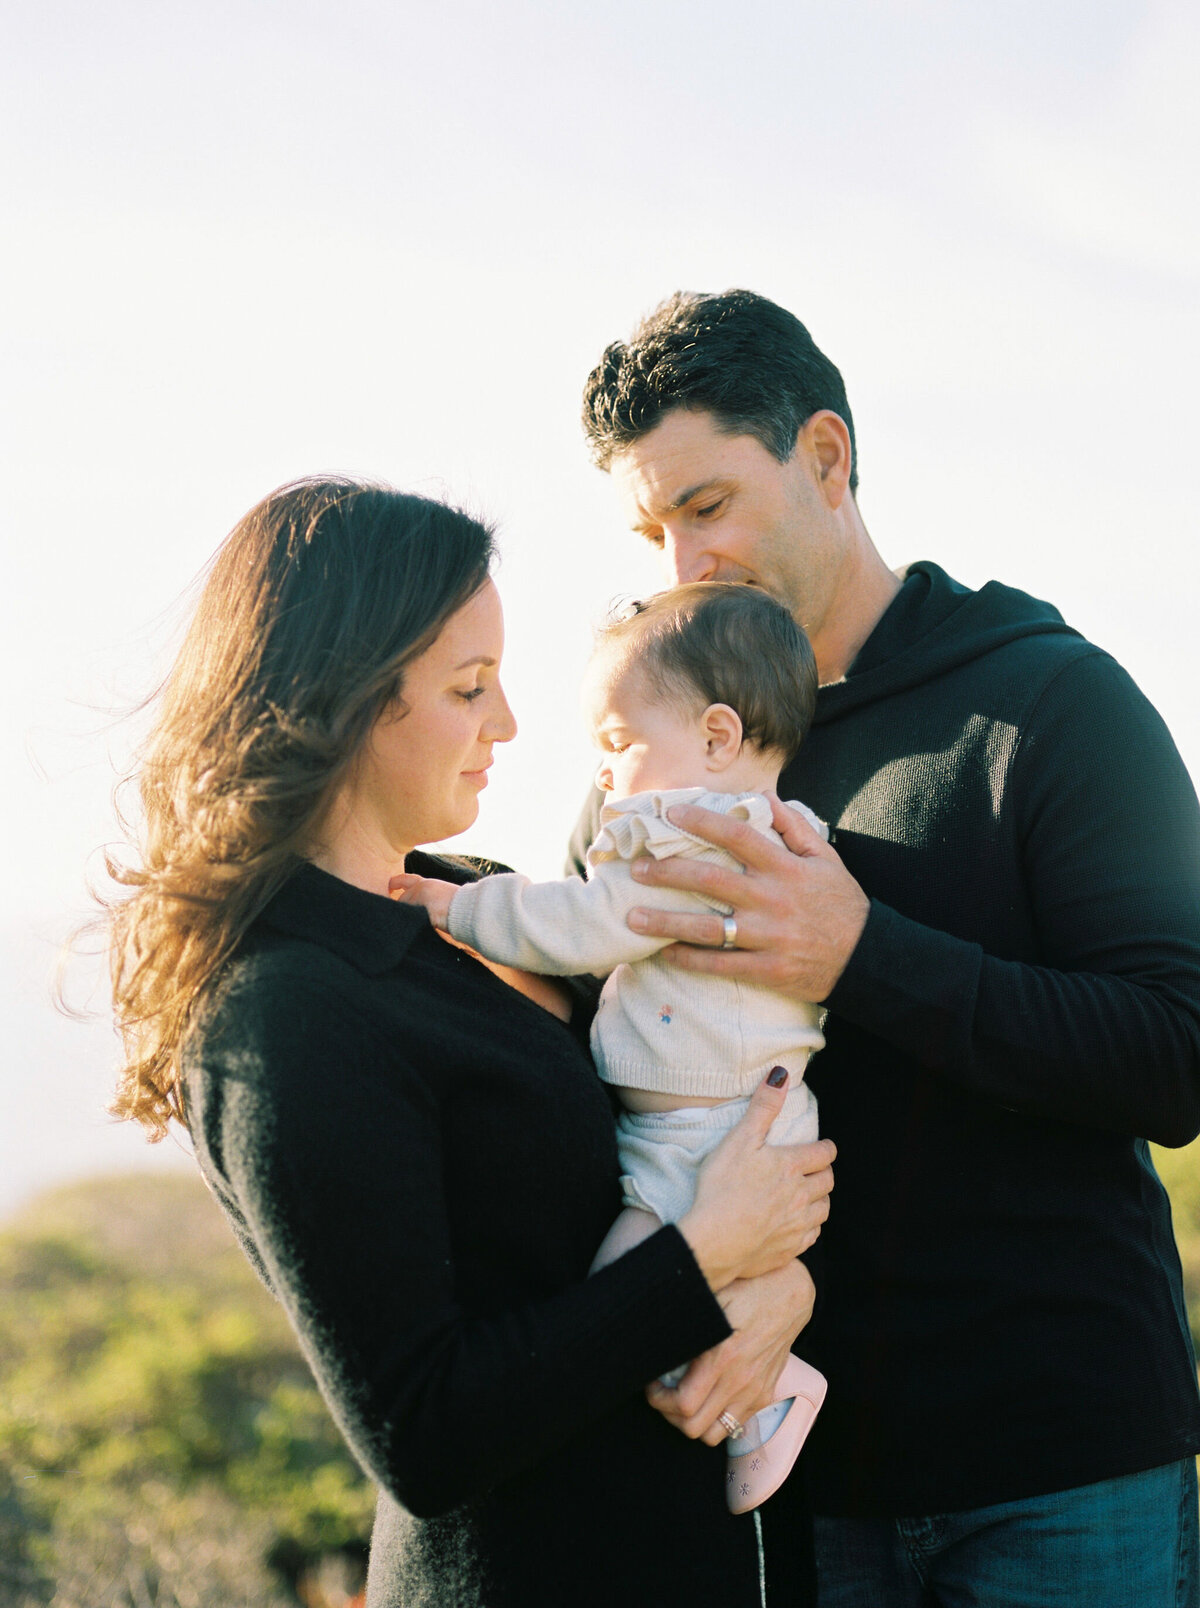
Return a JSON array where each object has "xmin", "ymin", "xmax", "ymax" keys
[{"xmin": 586, "ymin": 666, "xmax": 709, "ymax": 801}]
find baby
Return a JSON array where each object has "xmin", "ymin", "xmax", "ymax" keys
[{"xmin": 396, "ymin": 581, "xmax": 828, "ymax": 1513}]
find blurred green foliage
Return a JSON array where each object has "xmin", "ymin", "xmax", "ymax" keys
[
  {"xmin": 0, "ymin": 1173, "xmax": 372, "ymax": 1607},
  {"xmin": 1153, "ymin": 1135, "xmax": 1200, "ymax": 1354}
]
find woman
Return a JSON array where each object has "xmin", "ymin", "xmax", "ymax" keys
[{"xmin": 105, "ymin": 477, "xmax": 834, "ymax": 1606}]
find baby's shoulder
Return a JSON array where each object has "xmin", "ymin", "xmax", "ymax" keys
[{"xmin": 687, "ymin": 789, "xmax": 832, "ymax": 845}]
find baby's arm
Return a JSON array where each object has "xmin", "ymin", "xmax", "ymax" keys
[
  {"xmin": 390, "ymin": 874, "xmax": 457, "ymax": 931},
  {"xmin": 399, "ymin": 861, "xmax": 715, "ymax": 976}
]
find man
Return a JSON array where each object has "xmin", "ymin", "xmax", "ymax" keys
[{"xmin": 570, "ymin": 290, "xmax": 1200, "ymax": 1606}]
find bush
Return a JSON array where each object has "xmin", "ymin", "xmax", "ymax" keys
[
  {"xmin": 1152, "ymin": 1135, "xmax": 1200, "ymax": 1354},
  {"xmin": 0, "ymin": 1174, "xmax": 372, "ymax": 1608}
]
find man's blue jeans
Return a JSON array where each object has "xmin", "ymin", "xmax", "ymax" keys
[{"xmin": 813, "ymin": 1458, "xmax": 1199, "ymax": 1607}]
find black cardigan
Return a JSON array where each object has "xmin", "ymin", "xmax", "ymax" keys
[{"xmin": 184, "ymin": 856, "xmax": 809, "ymax": 1606}]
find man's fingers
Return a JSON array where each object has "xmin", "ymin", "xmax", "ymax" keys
[
  {"xmin": 765, "ymin": 792, "xmax": 830, "ymax": 856},
  {"xmin": 628, "ymin": 900, "xmax": 743, "ymax": 947},
  {"xmin": 631, "ymin": 849, "xmax": 748, "ymax": 906},
  {"xmin": 663, "ymin": 802, "xmax": 789, "ymax": 870},
  {"xmin": 627, "ymin": 933, "xmax": 783, "ymax": 980}
]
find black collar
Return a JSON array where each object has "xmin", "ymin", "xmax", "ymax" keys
[{"xmin": 258, "ymin": 859, "xmax": 434, "ymax": 977}]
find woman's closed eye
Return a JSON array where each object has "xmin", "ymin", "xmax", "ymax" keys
[{"xmin": 457, "ymin": 687, "xmax": 486, "ymax": 702}]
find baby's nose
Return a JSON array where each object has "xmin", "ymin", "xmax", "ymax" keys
[{"xmin": 595, "ymin": 760, "xmax": 613, "ymax": 792}]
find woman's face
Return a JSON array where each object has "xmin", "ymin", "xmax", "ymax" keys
[{"xmin": 350, "ymin": 580, "xmax": 517, "ymax": 857}]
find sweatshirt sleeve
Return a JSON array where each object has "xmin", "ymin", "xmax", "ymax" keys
[
  {"xmin": 828, "ymin": 651, "xmax": 1200, "ymax": 1147},
  {"xmin": 446, "ymin": 862, "xmax": 705, "ymax": 975},
  {"xmin": 195, "ymin": 975, "xmax": 730, "ymax": 1518}
]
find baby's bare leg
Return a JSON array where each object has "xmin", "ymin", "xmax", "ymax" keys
[{"xmin": 588, "ymin": 1204, "xmax": 663, "ymax": 1274}]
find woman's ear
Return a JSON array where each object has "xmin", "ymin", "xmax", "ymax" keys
[{"xmin": 701, "ymin": 704, "xmax": 744, "ymax": 772}]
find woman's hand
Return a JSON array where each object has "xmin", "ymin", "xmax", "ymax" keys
[
  {"xmin": 646, "ymin": 1261, "xmax": 817, "ymax": 1445},
  {"xmin": 676, "ymin": 1070, "xmax": 835, "ymax": 1292}
]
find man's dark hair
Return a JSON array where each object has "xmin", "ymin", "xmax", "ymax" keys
[
  {"xmin": 581, "ymin": 289, "xmax": 858, "ymax": 493},
  {"xmin": 595, "ymin": 582, "xmax": 818, "ymax": 764}
]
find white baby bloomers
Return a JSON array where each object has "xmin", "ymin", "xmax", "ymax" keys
[{"xmin": 446, "ymin": 788, "xmax": 826, "ymax": 1224}]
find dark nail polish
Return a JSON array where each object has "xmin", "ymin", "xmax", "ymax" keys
[{"xmin": 767, "ymin": 1065, "xmax": 788, "ymax": 1088}]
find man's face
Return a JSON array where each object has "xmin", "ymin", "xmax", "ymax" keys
[{"xmin": 609, "ymin": 408, "xmax": 840, "ymax": 634}]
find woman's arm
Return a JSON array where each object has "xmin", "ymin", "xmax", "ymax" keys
[
  {"xmin": 195, "ymin": 974, "xmax": 727, "ymax": 1516},
  {"xmin": 646, "ymin": 1262, "xmax": 818, "ymax": 1446},
  {"xmin": 190, "ymin": 968, "xmax": 832, "ymax": 1515}
]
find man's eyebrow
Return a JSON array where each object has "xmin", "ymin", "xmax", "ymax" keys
[
  {"xmin": 629, "ymin": 477, "xmax": 731, "ymax": 533},
  {"xmin": 453, "ymin": 655, "xmax": 497, "ymax": 671},
  {"xmin": 666, "ymin": 477, "xmax": 730, "ymax": 513}
]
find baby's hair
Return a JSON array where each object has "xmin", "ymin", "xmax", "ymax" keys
[{"xmin": 594, "ymin": 582, "xmax": 818, "ymax": 762}]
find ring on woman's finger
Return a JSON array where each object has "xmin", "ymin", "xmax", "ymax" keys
[
  {"xmin": 720, "ymin": 915, "xmax": 738, "ymax": 950},
  {"xmin": 718, "ymin": 1411, "xmax": 745, "ymax": 1439}
]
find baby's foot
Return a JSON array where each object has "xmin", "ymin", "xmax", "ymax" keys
[{"xmin": 725, "ymin": 1356, "xmax": 827, "ymax": 1514}]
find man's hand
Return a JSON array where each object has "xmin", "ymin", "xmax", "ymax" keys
[
  {"xmin": 626, "ymin": 794, "xmax": 869, "ymax": 1001},
  {"xmin": 388, "ymin": 873, "xmax": 457, "ymax": 930},
  {"xmin": 646, "ymin": 1260, "xmax": 817, "ymax": 1445}
]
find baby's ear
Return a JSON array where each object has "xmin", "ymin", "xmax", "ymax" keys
[{"xmin": 702, "ymin": 703, "xmax": 744, "ymax": 770}]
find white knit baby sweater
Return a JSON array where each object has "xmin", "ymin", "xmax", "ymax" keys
[{"xmin": 446, "ymin": 787, "xmax": 827, "ymax": 1098}]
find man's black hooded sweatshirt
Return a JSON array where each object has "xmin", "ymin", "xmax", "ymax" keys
[
  {"xmin": 571, "ymin": 560, "xmax": 1200, "ymax": 1517},
  {"xmin": 784, "ymin": 561, "xmax": 1200, "ymax": 1515}
]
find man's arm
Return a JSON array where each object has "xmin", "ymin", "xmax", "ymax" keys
[{"xmin": 623, "ymin": 653, "xmax": 1200, "ymax": 1147}]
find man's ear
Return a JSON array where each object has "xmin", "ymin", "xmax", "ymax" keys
[
  {"xmin": 702, "ymin": 704, "xmax": 744, "ymax": 771},
  {"xmin": 798, "ymin": 411, "xmax": 852, "ymax": 511}
]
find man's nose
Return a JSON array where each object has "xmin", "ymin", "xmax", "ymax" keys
[{"xmin": 663, "ymin": 532, "xmax": 717, "ymax": 585}]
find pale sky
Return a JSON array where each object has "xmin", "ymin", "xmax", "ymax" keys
[{"xmin": 3, "ymin": 0, "xmax": 1198, "ymax": 1212}]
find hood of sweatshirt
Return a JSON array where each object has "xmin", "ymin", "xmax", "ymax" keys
[{"xmin": 812, "ymin": 560, "xmax": 1083, "ymax": 725}]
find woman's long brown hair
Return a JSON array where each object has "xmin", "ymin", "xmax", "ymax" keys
[{"xmin": 104, "ymin": 477, "xmax": 494, "ymax": 1138}]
